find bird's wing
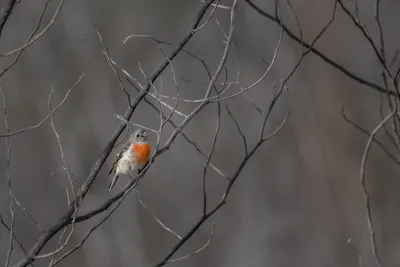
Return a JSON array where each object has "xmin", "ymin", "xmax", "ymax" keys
[{"xmin": 108, "ymin": 142, "xmax": 130, "ymax": 175}]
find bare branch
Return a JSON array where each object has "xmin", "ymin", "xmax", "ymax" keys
[
  {"xmin": 210, "ymin": 17, "xmax": 283, "ymax": 102},
  {"xmin": 1, "ymin": 0, "xmax": 66, "ymax": 57},
  {"xmin": 0, "ymin": 0, "xmax": 51, "ymax": 78},
  {"xmin": 114, "ymin": 114, "xmax": 157, "ymax": 134},
  {"xmin": 51, "ymin": 173, "xmax": 71, "ymax": 208},
  {"xmin": 42, "ymin": 87, "xmax": 79, "ymax": 261},
  {"xmin": 1, "ymin": 83, "xmax": 15, "ymax": 267},
  {"xmin": 0, "ymin": 214, "xmax": 36, "ymax": 267},
  {"xmin": 202, "ymin": 96, "xmax": 222, "ymax": 215},
  {"xmin": 286, "ymin": 0, "xmax": 304, "ymax": 54},
  {"xmin": 11, "ymin": 197, "xmax": 42, "ymax": 233},
  {"xmin": 337, "ymin": 0, "xmax": 391, "ymax": 80},
  {"xmin": 0, "ymin": 74, "xmax": 84, "ymax": 138},
  {"xmin": 360, "ymin": 111, "xmax": 395, "ymax": 267},
  {"xmin": 152, "ymin": 3, "xmax": 249, "ymax": 265},
  {"xmin": 136, "ymin": 190, "xmax": 182, "ymax": 240},
  {"xmin": 166, "ymin": 223, "xmax": 215, "ymax": 263},
  {"xmin": 347, "ymin": 238, "xmax": 363, "ymax": 267},
  {"xmin": 95, "ymin": 23, "xmax": 131, "ymax": 106},
  {"xmin": 50, "ymin": 186, "xmax": 135, "ymax": 266},
  {"xmin": 193, "ymin": 0, "xmax": 220, "ymax": 33},
  {"xmin": 378, "ymin": 94, "xmax": 400, "ymax": 153},
  {"xmin": 0, "ymin": 0, "xmax": 17, "ymax": 39},
  {"xmin": 111, "ymin": 57, "xmax": 188, "ymax": 119},
  {"xmin": 154, "ymin": 70, "xmax": 287, "ymax": 267},
  {"xmin": 47, "ymin": 228, "xmax": 67, "ymax": 267},
  {"xmin": 244, "ymin": 0, "xmax": 395, "ymax": 96},
  {"xmin": 342, "ymin": 107, "xmax": 400, "ymax": 165},
  {"xmin": 225, "ymin": 106, "xmax": 247, "ymax": 155}
]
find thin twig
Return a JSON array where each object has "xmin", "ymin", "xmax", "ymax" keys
[
  {"xmin": 202, "ymin": 95, "xmax": 222, "ymax": 215},
  {"xmin": 95, "ymin": 23, "xmax": 132, "ymax": 106},
  {"xmin": 342, "ymin": 107, "xmax": 400, "ymax": 165},
  {"xmin": 166, "ymin": 223, "xmax": 216, "ymax": 263},
  {"xmin": 210, "ymin": 18, "xmax": 284, "ymax": 102},
  {"xmin": 48, "ymin": 227, "xmax": 68, "ymax": 267},
  {"xmin": 11, "ymin": 197, "xmax": 42, "ymax": 233},
  {"xmin": 347, "ymin": 238, "xmax": 363, "ymax": 267},
  {"xmin": 0, "ymin": 0, "xmax": 51, "ymax": 78},
  {"xmin": 0, "ymin": 74, "xmax": 84, "ymax": 138},
  {"xmin": 1, "ymin": 0, "xmax": 66, "ymax": 57},
  {"xmin": 51, "ymin": 173, "xmax": 71, "ymax": 208},
  {"xmin": 193, "ymin": 0, "xmax": 220, "ymax": 33},
  {"xmin": 360, "ymin": 111, "xmax": 394, "ymax": 267},
  {"xmin": 225, "ymin": 106, "xmax": 248, "ymax": 155},
  {"xmin": 243, "ymin": 0, "xmax": 395, "ymax": 96},
  {"xmin": 0, "ymin": 214, "xmax": 36, "ymax": 267},
  {"xmin": 1, "ymin": 84, "xmax": 15, "ymax": 267},
  {"xmin": 111, "ymin": 57, "xmax": 188, "ymax": 118},
  {"xmin": 136, "ymin": 190, "xmax": 182, "ymax": 240},
  {"xmin": 51, "ymin": 186, "xmax": 135, "ymax": 266}
]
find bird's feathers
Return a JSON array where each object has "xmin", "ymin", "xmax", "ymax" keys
[
  {"xmin": 108, "ymin": 129, "xmax": 150, "ymax": 191},
  {"xmin": 132, "ymin": 143, "xmax": 151, "ymax": 165},
  {"xmin": 108, "ymin": 142, "xmax": 130, "ymax": 175},
  {"xmin": 108, "ymin": 174, "xmax": 119, "ymax": 190}
]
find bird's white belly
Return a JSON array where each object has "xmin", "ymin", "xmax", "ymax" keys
[{"xmin": 116, "ymin": 153, "xmax": 136, "ymax": 174}]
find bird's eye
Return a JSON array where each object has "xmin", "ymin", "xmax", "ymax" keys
[{"xmin": 136, "ymin": 133, "xmax": 140, "ymax": 138}]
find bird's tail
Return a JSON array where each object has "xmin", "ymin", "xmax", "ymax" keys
[{"xmin": 109, "ymin": 174, "xmax": 119, "ymax": 191}]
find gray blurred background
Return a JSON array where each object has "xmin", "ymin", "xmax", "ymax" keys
[{"xmin": 0, "ymin": 0, "xmax": 400, "ymax": 266}]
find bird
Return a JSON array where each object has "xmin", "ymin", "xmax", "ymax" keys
[{"xmin": 108, "ymin": 128, "xmax": 151, "ymax": 190}]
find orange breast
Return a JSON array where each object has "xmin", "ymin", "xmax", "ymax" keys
[{"xmin": 131, "ymin": 143, "xmax": 151, "ymax": 165}]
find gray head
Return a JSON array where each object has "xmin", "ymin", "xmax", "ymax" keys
[{"xmin": 129, "ymin": 128, "xmax": 149, "ymax": 143}]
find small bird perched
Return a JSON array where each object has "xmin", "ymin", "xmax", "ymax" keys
[{"xmin": 108, "ymin": 128, "xmax": 151, "ymax": 190}]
